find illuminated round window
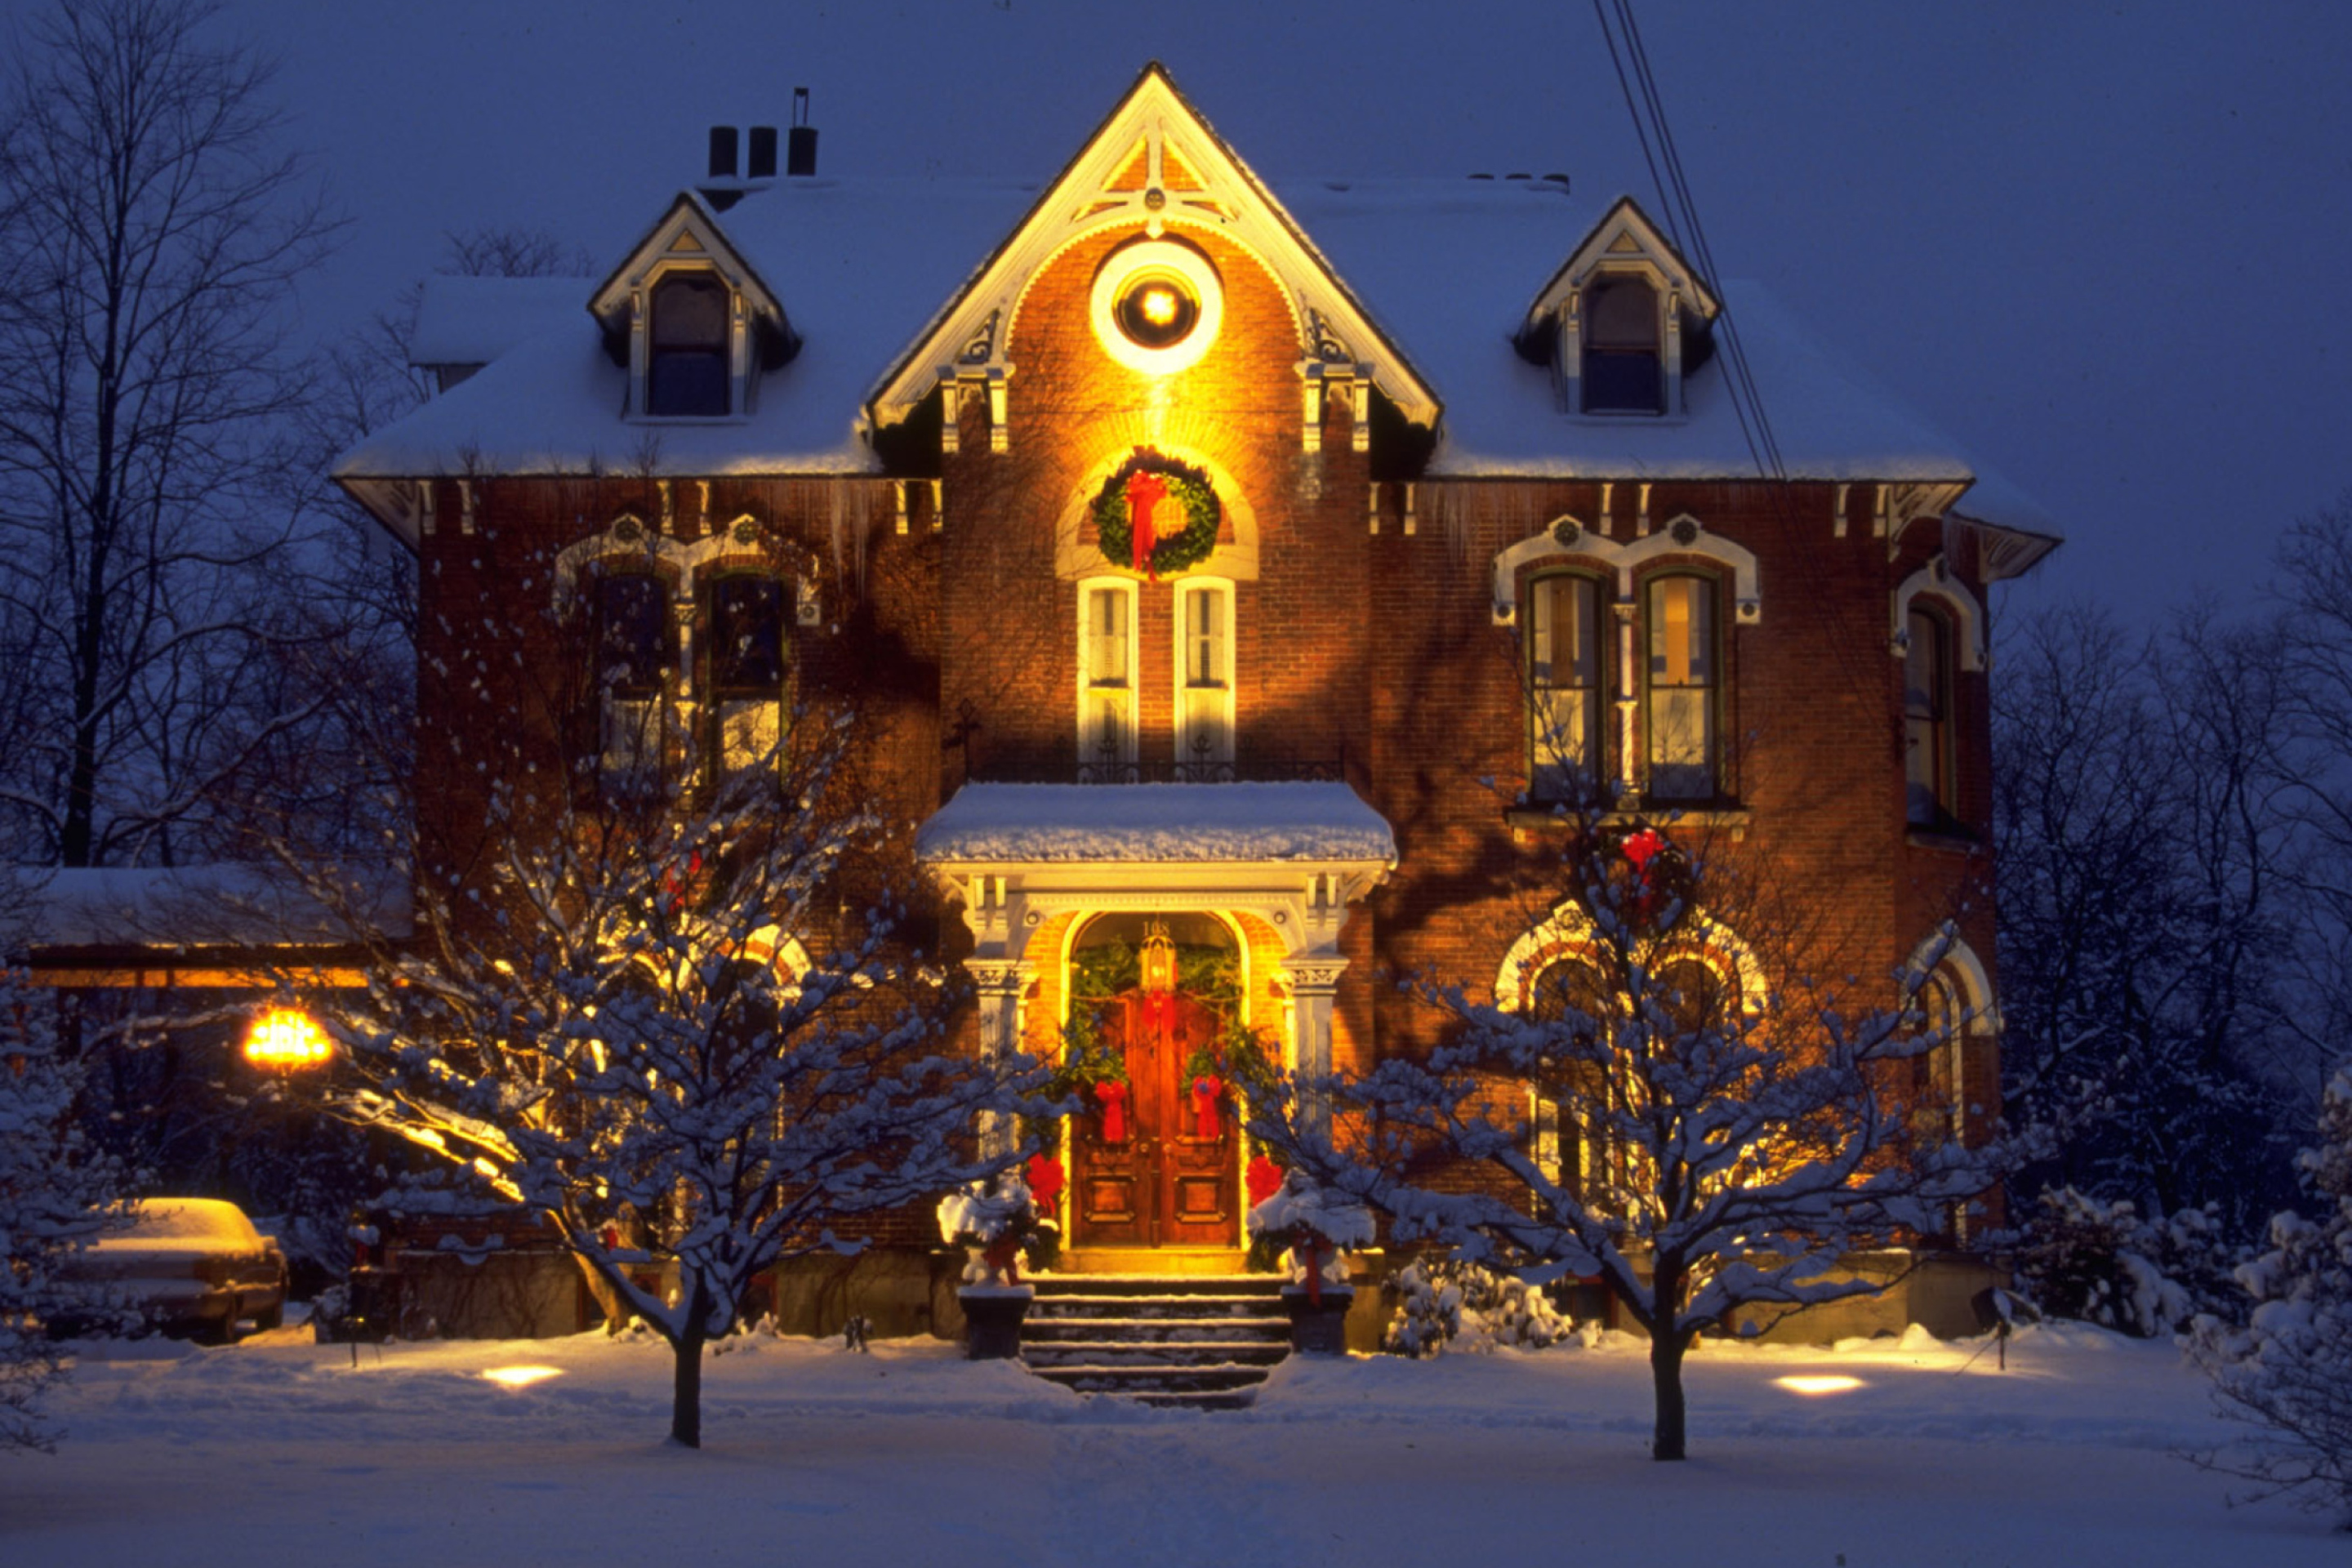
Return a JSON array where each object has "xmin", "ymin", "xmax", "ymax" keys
[{"xmin": 1090, "ymin": 238, "xmax": 1223, "ymax": 376}]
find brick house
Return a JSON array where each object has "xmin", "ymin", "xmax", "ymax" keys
[{"xmin": 334, "ymin": 64, "xmax": 2056, "ymax": 1332}]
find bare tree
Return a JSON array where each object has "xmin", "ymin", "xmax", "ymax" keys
[
  {"xmin": 1250, "ymin": 820, "xmax": 1994, "ymax": 1461},
  {"xmin": 0, "ymin": 0, "xmax": 339, "ymax": 866}
]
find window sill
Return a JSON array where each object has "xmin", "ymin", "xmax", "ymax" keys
[
  {"xmin": 1905, "ymin": 826, "xmax": 1982, "ymax": 855},
  {"xmin": 628, "ymin": 414, "xmax": 747, "ymax": 427},
  {"xmin": 1505, "ymin": 804, "xmax": 1751, "ymax": 839}
]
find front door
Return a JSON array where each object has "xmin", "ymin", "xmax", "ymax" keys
[{"xmin": 1071, "ymin": 991, "xmax": 1238, "ymax": 1248}]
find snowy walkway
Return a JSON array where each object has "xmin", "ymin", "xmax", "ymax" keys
[{"xmin": 3, "ymin": 1323, "xmax": 2340, "ymax": 1565}]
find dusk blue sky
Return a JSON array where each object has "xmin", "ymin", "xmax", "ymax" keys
[{"xmin": 89, "ymin": 0, "xmax": 2352, "ymax": 619}]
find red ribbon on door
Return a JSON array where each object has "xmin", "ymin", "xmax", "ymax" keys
[
  {"xmin": 1191, "ymin": 1074, "xmax": 1224, "ymax": 1140},
  {"xmin": 1095, "ymin": 1080, "xmax": 1129, "ymax": 1143}
]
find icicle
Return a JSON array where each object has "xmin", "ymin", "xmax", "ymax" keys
[{"xmin": 829, "ymin": 483, "xmax": 845, "ymax": 581}]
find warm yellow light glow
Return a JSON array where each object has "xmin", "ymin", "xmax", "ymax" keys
[
  {"xmin": 481, "ymin": 1365, "xmax": 564, "ymax": 1390},
  {"xmin": 1773, "ymin": 1374, "xmax": 1864, "ymax": 1396},
  {"xmin": 243, "ymin": 1006, "xmax": 332, "ymax": 1069},
  {"xmin": 1138, "ymin": 286, "xmax": 1179, "ymax": 326}
]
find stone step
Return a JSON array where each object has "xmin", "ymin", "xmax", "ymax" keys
[
  {"xmin": 1022, "ymin": 1339, "xmax": 1290, "ymax": 1369},
  {"xmin": 1031, "ymin": 1273, "xmax": 1285, "ymax": 1298},
  {"xmin": 1028, "ymin": 1294, "xmax": 1281, "ymax": 1321},
  {"xmin": 1027, "ymin": 1362, "xmax": 1274, "ymax": 1396},
  {"xmin": 1134, "ymin": 1388, "xmax": 1260, "ymax": 1411},
  {"xmin": 1022, "ymin": 1316, "xmax": 1287, "ymax": 1344}
]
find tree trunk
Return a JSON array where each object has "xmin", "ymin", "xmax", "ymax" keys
[
  {"xmin": 670, "ymin": 1316, "xmax": 706, "ymax": 1449},
  {"xmin": 1650, "ymin": 1325, "xmax": 1690, "ymax": 1461}
]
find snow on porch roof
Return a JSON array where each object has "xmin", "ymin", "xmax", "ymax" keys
[{"xmin": 915, "ymin": 782, "xmax": 1396, "ymax": 866}]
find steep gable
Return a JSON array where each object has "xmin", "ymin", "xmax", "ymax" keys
[{"xmin": 868, "ymin": 63, "xmax": 1441, "ymax": 440}]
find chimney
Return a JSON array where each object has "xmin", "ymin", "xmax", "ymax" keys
[
  {"xmin": 706, "ymin": 126, "xmax": 739, "ymax": 181},
  {"xmin": 787, "ymin": 87, "xmax": 818, "ymax": 176},
  {"xmin": 747, "ymin": 125, "xmax": 778, "ymax": 181}
]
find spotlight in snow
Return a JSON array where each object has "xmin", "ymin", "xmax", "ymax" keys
[
  {"xmin": 1773, "ymin": 1374, "xmax": 1864, "ymax": 1396},
  {"xmin": 482, "ymin": 1365, "xmax": 563, "ymax": 1390}
]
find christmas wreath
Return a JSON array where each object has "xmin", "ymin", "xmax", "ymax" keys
[{"xmin": 1091, "ymin": 450, "xmax": 1221, "ymax": 579}]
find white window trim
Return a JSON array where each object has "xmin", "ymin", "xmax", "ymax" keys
[
  {"xmin": 1173, "ymin": 577, "xmax": 1236, "ymax": 778},
  {"xmin": 632, "ymin": 260, "xmax": 751, "ymax": 423},
  {"xmin": 1076, "ymin": 575, "xmax": 1139, "ymax": 775},
  {"xmin": 1493, "ymin": 515, "xmax": 1760, "ymax": 626},
  {"xmin": 1891, "ymin": 557, "xmax": 1986, "ymax": 672}
]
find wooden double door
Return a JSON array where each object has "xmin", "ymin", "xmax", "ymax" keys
[{"xmin": 1070, "ymin": 991, "xmax": 1239, "ymax": 1249}]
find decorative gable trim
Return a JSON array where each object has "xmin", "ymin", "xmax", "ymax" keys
[
  {"xmin": 1522, "ymin": 196, "xmax": 1717, "ymax": 419},
  {"xmin": 587, "ymin": 195, "xmax": 793, "ymax": 421},
  {"xmin": 866, "ymin": 62, "xmax": 1441, "ymax": 444}
]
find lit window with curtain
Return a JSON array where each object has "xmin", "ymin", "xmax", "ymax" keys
[
  {"xmin": 1176, "ymin": 580, "xmax": 1233, "ymax": 780},
  {"xmin": 1079, "ymin": 581, "xmax": 1135, "ymax": 780},
  {"xmin": 1646, "ymin": 576, "xmax": 1716, "ymax": 800},
  {"xmin": 1524, "ymin": 958, "xmax": 1611, "ymax": 1204},
  {"xmin": 593, "ymin": 571, "xmax": 675, "ymax": 786},
  {"xmin": 1904, "ymin": 604, "xmax": 1956, "ymax": 827},
  {"xmin": 707, "ymin": 575, "xmax": 786, "ymax": 775},
  {"xmin": 1528, "ymin": 573, "xmax": 1602, "ymax": 800}
]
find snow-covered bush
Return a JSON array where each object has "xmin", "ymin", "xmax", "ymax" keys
[
  {"xmin": 1383, "ymin": 1258, "xmax": 1575, "ymax": 1357},
  {"xmin": 0, "ymin": 1000, "xmax": 127, "ymax": 1452},
  {"xmin": 2013, "ymin": 1187, "xmax": 2238, "ymax": 1337},
  {"xmin": 2189, "ymin": 1071, "xmax": 2352, "ymax": 1519},
  {"xmin": 938, "ymin": 1174, "xmax": 1055, "ymax": 1285}
]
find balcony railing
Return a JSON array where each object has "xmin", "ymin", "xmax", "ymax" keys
[{"xmin": 971, "ymin": 755, "xmax": 1348, "ymax": 786}]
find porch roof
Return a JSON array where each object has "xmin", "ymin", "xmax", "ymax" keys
[{"xmin": 915, "ymin": 782, "xmax": 1396, "ymax": 866}]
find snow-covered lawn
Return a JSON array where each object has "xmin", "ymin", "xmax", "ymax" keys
[{"xmin": 4, "ymin": 1321, "xmax": 2341, "ymax": 1565}]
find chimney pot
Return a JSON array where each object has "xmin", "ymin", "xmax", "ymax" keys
[{"xmin": 707, "ymin": 126, "xmax": 739, "ymax": 180}]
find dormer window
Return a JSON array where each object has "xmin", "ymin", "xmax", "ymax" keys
[
  {"xmin": 1582, "ymin": 276, "xmax": 1662, "ymax": 414},
  {"xmin": 648, "ymin": 274, "xmax": 731, "ymax": 417}
]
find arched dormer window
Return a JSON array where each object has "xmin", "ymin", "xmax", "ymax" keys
[
  {"xmin": 648, "ymin": 274, "xmax": 731, "ymax": 417},
  {"xmin": 1582, "ymin": 276, "xmax": 1662, "ymax": 414}
]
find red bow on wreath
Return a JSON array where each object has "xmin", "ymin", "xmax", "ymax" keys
[
  {"xmin": 1095, "ymin": 1080, "xmax": 1129, "ymax": 1143},
  {"xmin": 1190, "ymin": 1074, "xmax": 1224, "ymax": 1140},
  {"xmin": 1124, "ymin": 470, "xmax": 1169, "ymax": 582},
  {"xmin": 1622, "ymin": 828, "xmax": 1664, "ymax": 925}
]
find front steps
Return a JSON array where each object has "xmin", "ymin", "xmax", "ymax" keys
[{"xmin": 1021, "ymin": 1273, "xmax": 1289, "ymax": 1410}]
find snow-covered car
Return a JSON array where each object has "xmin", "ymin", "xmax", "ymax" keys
[{"xmin": 60, "ymin": 1198, "xmax": 289, "ymax": 1343}]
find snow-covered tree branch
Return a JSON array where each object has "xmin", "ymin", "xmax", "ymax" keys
[{"xmin": 1250, "ymin": 818, "xmax": 2004, "ymax": 1460}]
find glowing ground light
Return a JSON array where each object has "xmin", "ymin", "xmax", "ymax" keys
[
  {"xmin": 481, "ymin": 1365, "xmax": 564, "ymax": 1390},
  {"xmin": 242, "ymin": 1006, "xmax": 332, "ymax": 1068},
  {"xmin": 1773, "ymin": 1374, "xmax": 1865, "ymax": 1396}
]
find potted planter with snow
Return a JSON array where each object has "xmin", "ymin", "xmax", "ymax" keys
[
  {"xmin": 1247, "ymin": 1169, "xmax": 1373, "ymax": 1356},
  {"xmin": 938, "ymin": 1174, "xmax": 1051, "ymax": 1359}
]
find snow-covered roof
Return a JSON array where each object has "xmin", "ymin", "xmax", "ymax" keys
[
  {"xmin": 408, "ymin": 275, "xmax": 588, "ymax": 369},
  {"xmin": 335, "ymin": 175, "xmax": 2057, "ymax": 537},
  {"xmin": 915, "ymin": 782, "xmax": 1396, "ymax": 866},
  {"xmin": 15, "ymin": 864, "xmax": 412, "ymax": 952}
]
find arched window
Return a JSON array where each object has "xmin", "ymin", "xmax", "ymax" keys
[
  {"xmin": 1528, "ymin": 572, "xmax": 1603, "ymax": 801},
  {"xmin": 1651, "ymin": 956, "xmax": 1727, "ymax": 1037},
  {"xmin": 1645, "ymin": 574, "xmax": 1717, "ymax": 800},
  {"xmin": 1174, "ymin": 578, "xmax": 1234, "ymax": 780},
  {"xmin": 1904, "ymin": 604, "xmax": 1958, "ymax": 828},
  {"xmin": 1582, "ymin": 276, "xmax": 1662, "ymax": 414},
  {"xmin": 1525, "ymin": 958, "xmax": 1612, "ymax": 1203},
  {"xmin": 1077, "ymin": 579, "xmax": 1137, "ymax": 781},
  {"xmin": 647, "ymin": 274, "xmax": 730, "ymax": 417},
  {"xmin": 706, "ymin": 574, "xmax": 787, "ymax": 775},
  {"xmin": 592, "ymin": 570, "xmax": 675, "ymax": 786}
]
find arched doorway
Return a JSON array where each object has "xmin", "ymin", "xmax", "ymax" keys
[{"xmin": 1063, "ymin": 912, "xmax": 1242, "ymax": 1250}]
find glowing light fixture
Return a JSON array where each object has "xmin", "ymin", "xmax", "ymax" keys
[
  {"xmin": 481, "ymin": 1365, "xmax": 564, "ymax": 1390},
  {"xmin": 1090, "ymin": 238, "xmax": 1222, "ymax": 375},
  {"xmin": 243, "ymin": 1006, "xmax": 332, "ymax": 1069},
  {"xmin": 1773, "ymin": 1374, "xmax": 1864, "ymax": 1396},
  {"xmin": 1139, "ymin": 918, "xmax": 1178, "ymax": 996}
]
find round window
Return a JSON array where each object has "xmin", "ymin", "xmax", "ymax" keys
[{"xmin": 1089, "ymin": 238, "xmax": 1223, "ymax": 375}]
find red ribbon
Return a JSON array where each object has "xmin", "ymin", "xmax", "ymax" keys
[
  {"xmin": 982, "ymin": 1233, "xmax": 1022, "ymax": 1285},
  {"xmin": 1245, "ymin": 1155, "xmax": 1285, "ymax": 1208},
  {"xmin": 1125, "ymin": 470, "xmax": 1169, "ymax": 582},
  {"xmin": 1095, "ymin": 1080, "xmax": 1129, "ymax": 1143},
  {"xmin": 1024, "ymin": 1152, "xmax": 1064, "ymax": 1212},
  {"xmin": 1191, "ymin": 1074, "xmax": 1224, "ymax": 1140},
  {"xmin": 1296, "ymin": 1232, "xmax": 1327, "ymax": 1307},
  {"xmin": 1623, "ymin": 828, "xmax": 1664, "ymax": 924}
]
